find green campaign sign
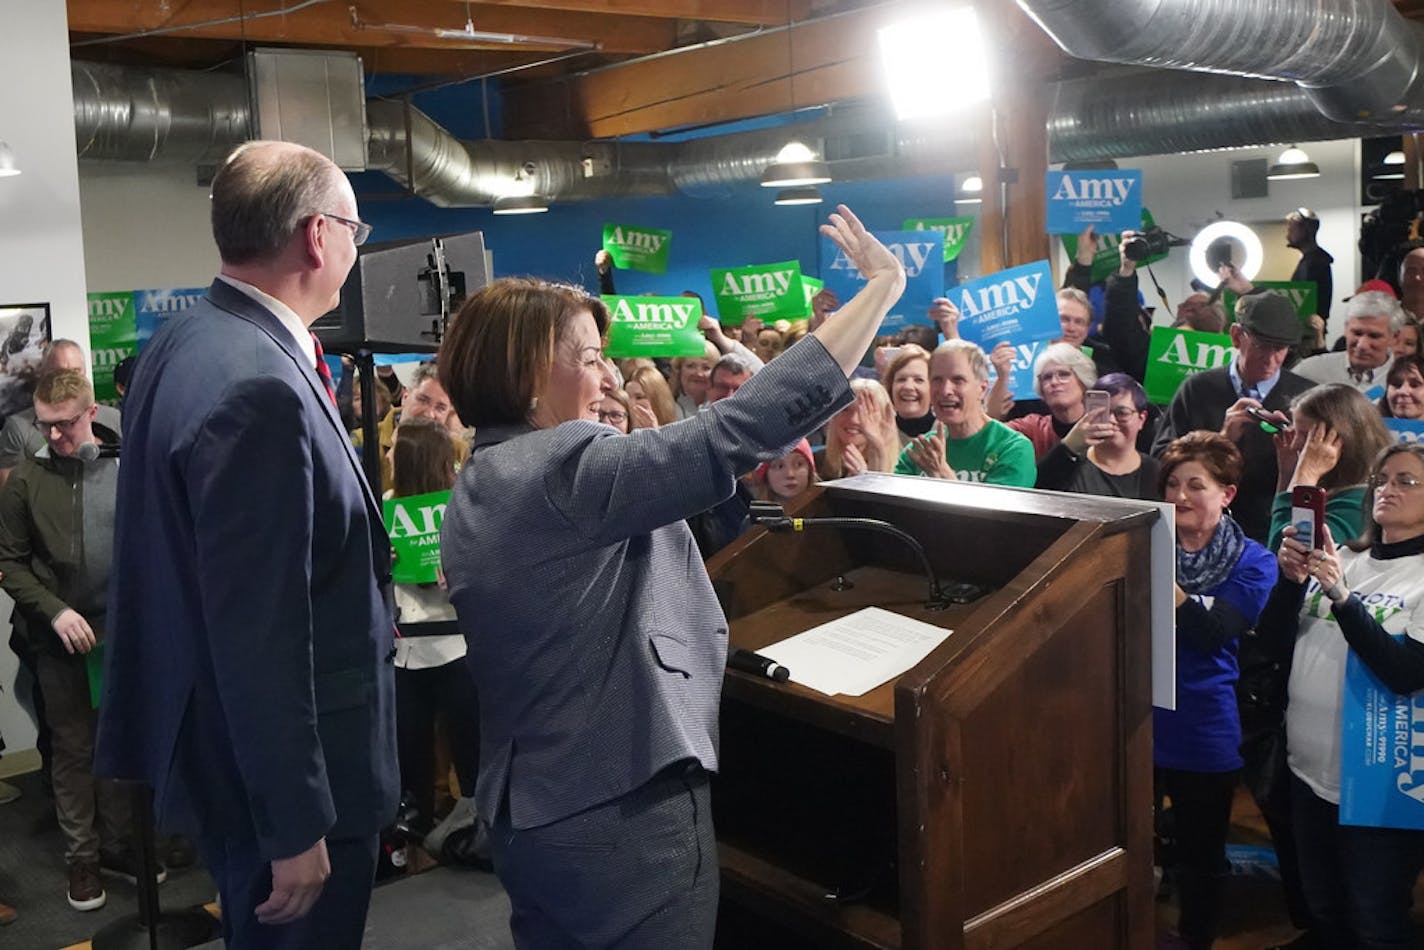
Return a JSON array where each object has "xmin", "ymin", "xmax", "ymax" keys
[
  {"xmin": 1223, "ymin": 281, "xmax": 1318, "ymax": 330},
  {"xmin": 1061, "ymin": 208, "xmax": 1165, "ymax": 285},
  {"xmin": 1143, "ymin": 325, "xmax": 1236, "ymax": 405},
  {"xmin": 904, "ymin": 215, "xmax": 975, "ymax": 262},
  {"xmin": 86, "ymin": 291, "xmax": 137, "ymax": 404},
  {"xmin": 384, "ymin": 489, "xmax": 451, "ymax": 585},
  {"xmin": 709, "ymin": 261, "xmax": 806, "ymax": 327},
  {"xmin": 799, "ymin": 276, "xmax": 823, "ymax": 322},
  {"xmin": 602, "ymin": 294, "xmax": 707, "ymax": 359},
  {"xmin": 602, "ymin": 223, "xmax": 671, "ymax": 274}
]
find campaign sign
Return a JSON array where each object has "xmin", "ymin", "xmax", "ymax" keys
[
  {"xmin": 904, "ymin": 215, "xmax": 974, "ymax": 262},
  {"xmin": 1046, "ymin": 169, "xmax": 1143, "ymax": 234},
  {"xmin": 1224, "ymin": 281, "xmax": 1318, "ymax": 328},
  {"xmin": 710, "ymin": 261, "xmax": 806, "ymax": 327},
  {"xmin": 1340, "ymin": 648, "xmax": 1424, "ymax": 830},
  {"xmin": 800, "ymin": 276, "xmax": 823, "ymax": 321},
  {"xmin": 384, "ymin": 489, "xmax": 451, "ymax": 585},
  {"xmin": 1061, "ymin": 207, "xmax": 1166, "ymax": 284},
  {"xmin": 820, "ymin": 230, "xmax": 943, "ymax": 333},
  {"xmin": 1386, "ymin": 418, "xmax": 1424, "ymax": 444},
  {"xmin": 87, "ymin": 291, "xmax": 137, "ymax": 404},
  {"xmin": 602, "ymin": 294, "xmax": 707, "ymax": 359},
  {"xmin": 1144, "ymin": 326, "xmax": 1235, "ymax": 405},
  {"xmin": 951, "ymin": 260, "xmax": 1060, "ymax": 396},
  {"xmin": 602, "ymin": 223, "xmax": 671, "ymax": 274},
  {"xmin": 135, "ymin": 286, "xmax": 207, "ymax": 346}
]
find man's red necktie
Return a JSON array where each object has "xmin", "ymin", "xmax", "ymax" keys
[{"xmin": 310, "ymin": 333, "xmax": 338, "ymax": 408}]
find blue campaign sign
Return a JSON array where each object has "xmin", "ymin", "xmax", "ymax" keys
[
  {"xmin": 1045, "ymin": 170, "xmax": 1143, "ymax": 234},
  {"xmin": 1340, "ymin": 648, "xmax": 1424, "ymax": 830},
  {"xmin": 820, "ymin": 229, "xmax": 943, "ymax": 333},
  {"xmin": 134, "ymin": 287, "xmax": 208, "ymax": 346},
  {"xmin": 951, "ymin": 260, "xmax": 1062, "ymax": 397},
  {"xmin": 1386, "ymin": 418, "xmax": 1424, "ymax": 444}
]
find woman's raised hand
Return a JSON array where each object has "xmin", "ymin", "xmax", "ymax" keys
[{"xmin": 820, "ymin": 205, "xmax": 906, "ymax": 287}]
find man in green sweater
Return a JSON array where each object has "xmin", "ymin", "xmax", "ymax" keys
[{"xmin": 894, "ymin": 339, "xmax": 1037, "ymax": 487}]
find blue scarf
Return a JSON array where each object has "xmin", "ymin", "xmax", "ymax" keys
[{"xmin": 1176, "ymin": 513, "xmax": 1246, "ymax": 595}]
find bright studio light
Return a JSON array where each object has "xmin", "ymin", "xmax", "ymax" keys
[
  {"xmin": 879, "ymin": 9, "xmax": 989, "ymax": 121},
  {"xmin": 1189, "ymin": 221, "xmax": 1263, "ymax": 287}
]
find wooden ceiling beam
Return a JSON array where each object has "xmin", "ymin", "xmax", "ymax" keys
[
  {"xmin": 67, "ymin": 0, "xmax": 678, "ymax": 55},
  {"xmin": 502, "ymin": 4, "xmax": 905, "ymax": 139},
  {"xmin": 455, "ymin": 0, "xmax": 812, "ymax": 26}
]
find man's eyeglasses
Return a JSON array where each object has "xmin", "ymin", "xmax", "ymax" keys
[
  {"xmin": 33, "ymin": 411, "xmax": 88, "ymax": 434},
  {"xmin": 1368, "ymin": 472, "xmax": 1424, "ymax": 492},
  {"xmin": 321, "ymin": 213, "xmax": 372, "ymax": 247},
  {"xmin": 410, "ymin": 390, "xmax": 450, "ymax": 416},
  {"xmin": 597, "ymin": 409, "xmax": 627, "ymax": 424},
  {"xmin": 1108, "ymin": 407, "xmax": 1142, "ymax": 420}
]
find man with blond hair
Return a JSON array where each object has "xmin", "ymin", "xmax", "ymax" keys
[{"xmin": 0, "ymin": 369, "xmax": 129, "ymax": 912}]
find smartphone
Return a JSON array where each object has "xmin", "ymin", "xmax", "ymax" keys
[
  {"xmin": 1290, "ymin": 485, "xmax": 1327, "ymax": 549},
  {"xmin": 1084, "ymin": 389, "xmax": 1110, "ymax": 417},
  {"xmin": 1245, "ymin": 405, "xmax": 1284, "ymax": 434}
]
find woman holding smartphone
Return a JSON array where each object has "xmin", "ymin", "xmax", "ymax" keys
[
  {"xmin": 1258, "ymin": 443, "xmax": 1424, "ymax": 949},
  {"xmin": 1268, "ymin": 384, "xmax": 1392, "ymax": 552}
]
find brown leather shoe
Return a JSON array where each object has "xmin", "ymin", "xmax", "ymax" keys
[
  {"xmin": 67, "ymin": 862, "xmax": 106, "ymax": 912},
  {"xmin": 0, "ymin": 900, "xmax": 16, "ymax": 925}
]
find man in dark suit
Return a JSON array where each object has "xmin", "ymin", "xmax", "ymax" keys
[
  {"xmin": 1151, "ymin": 291, "xmax": 1314, "ymax": 545},
  {"xmin": 95, "ymin": 140, "xmax": 397, "ymax": 948}
]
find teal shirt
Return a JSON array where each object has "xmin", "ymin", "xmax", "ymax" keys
[
  {"xmin": 1267, "ymin": 485, "xmax": 1367, "ymax": 553},
  {"xmin": 893, "ymin": 419, "xmax": 1036, "ymax": 487}
]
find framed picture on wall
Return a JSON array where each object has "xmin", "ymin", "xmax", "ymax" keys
[{"xmin": 0, "ymin": 302, "xmax": 52, "ymax": 419}]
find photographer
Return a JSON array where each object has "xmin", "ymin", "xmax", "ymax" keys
[{"xmin": 1098, "ymin": 228, "xmax": 1157, "ymax": 383}]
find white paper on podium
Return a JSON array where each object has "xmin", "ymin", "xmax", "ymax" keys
[{"xmin": 758, "ymin": 606, "xmax": 954, "ymax": 697}]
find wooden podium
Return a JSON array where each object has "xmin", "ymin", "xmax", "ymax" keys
[{"xmin": 706, "ymin": 474, "xmax": 1161, "ymax": 950}]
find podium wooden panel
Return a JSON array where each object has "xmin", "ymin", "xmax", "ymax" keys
[{"xmin": 706, "ymin": 474, "xmax": 1158, "ymax": 950}]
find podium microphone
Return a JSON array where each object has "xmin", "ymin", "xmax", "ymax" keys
[{"xmin": 747, "ymin": 502, "xmax": 984, "ymax": 610}]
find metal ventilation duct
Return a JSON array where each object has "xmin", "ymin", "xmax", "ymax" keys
[
  {"xmin": 1017, "ymin": 0, "xmax": 1424, "ymax": 124},
  {"xmin": 65, "ymin": 58, "xmax": 1400, "ymax": 208}
]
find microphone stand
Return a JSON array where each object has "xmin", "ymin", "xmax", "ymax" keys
[{"xmin": 748, "ymin": 502, "xmax": 983, "ymax": 610}]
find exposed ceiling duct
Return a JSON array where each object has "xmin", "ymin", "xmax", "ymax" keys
[
  {"xmin": 1017, "ymin": 0, "xmax": 1424, "ymax": 125},
  {"xmin": 67, "ymin": 57, "xmax": 1398, "ymax": 208}
]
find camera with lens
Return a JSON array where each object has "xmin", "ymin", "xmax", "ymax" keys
[{"xmin": 1121, "ymin": 226, "xmax": 1186, "ymax": 262}]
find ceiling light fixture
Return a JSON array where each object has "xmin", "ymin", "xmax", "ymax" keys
[
  {"xmin": 492, "ymin": 163, "xmax": 549, "ymax": 215},
  {"xmin": 1267, "ymin": 144, "xmax": 1320, "ymax": 181},
  {"xmin": 954, "ymin": 174, "xmax": 983, "ymax": 205},
  {"xmin": 761, "ymin": 142, "xmax": 831, "ymax": 188},
  {"xmin": 761, "ymin": 9, "xmax": 832, "ymax": 190},
  {"xmin": 0, "ymin": 141, "xmax": 19, "ymax": 178},
  {"xmin": 351, "ymin": 4, "xmax": 597, "ymax": 50},
  {"xmin": 774, "ymin": 186, "xmax": 823, "ymax": 206}
]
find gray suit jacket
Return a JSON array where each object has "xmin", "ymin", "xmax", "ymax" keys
[{"xmin": 442, "ymin": 336, "xmax": 849, "ymax": 829}]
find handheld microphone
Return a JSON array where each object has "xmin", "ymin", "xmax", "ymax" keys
[
  {"xmin": 727, "ymin": 648, "xmax": 790, "ymax": 683},
  {"xmin": 76, "ymin": 442, "xmax": 121, "ymax": 461}
]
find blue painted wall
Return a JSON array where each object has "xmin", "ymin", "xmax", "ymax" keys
[{"xmin": 350, "ymin": 172, "xmax": 966, "ymax": 306}]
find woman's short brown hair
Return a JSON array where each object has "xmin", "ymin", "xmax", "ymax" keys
[
  {"xmin": 439, "ymin": 277, "xmax": 608, "ymax": 428},
  {"xmin": 1157, "ymin": 430, "xmax": 1244, "ymax": 496},
  {"xmin": 880, "ymin": 343, "xmax": 931, "ymax": 393},
  {"xmin": 1290, "ymin": 383, "xmax": 1392, "ymax": 492}
]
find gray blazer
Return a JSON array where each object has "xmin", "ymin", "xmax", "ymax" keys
[{"xmin": 442, "ymin": 336, "xmax": 849, "ymax": 829}]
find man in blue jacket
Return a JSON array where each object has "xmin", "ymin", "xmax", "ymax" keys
[{"xmin": 96, "ymin": 140, "xmax": 397, "ymax": 948}]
